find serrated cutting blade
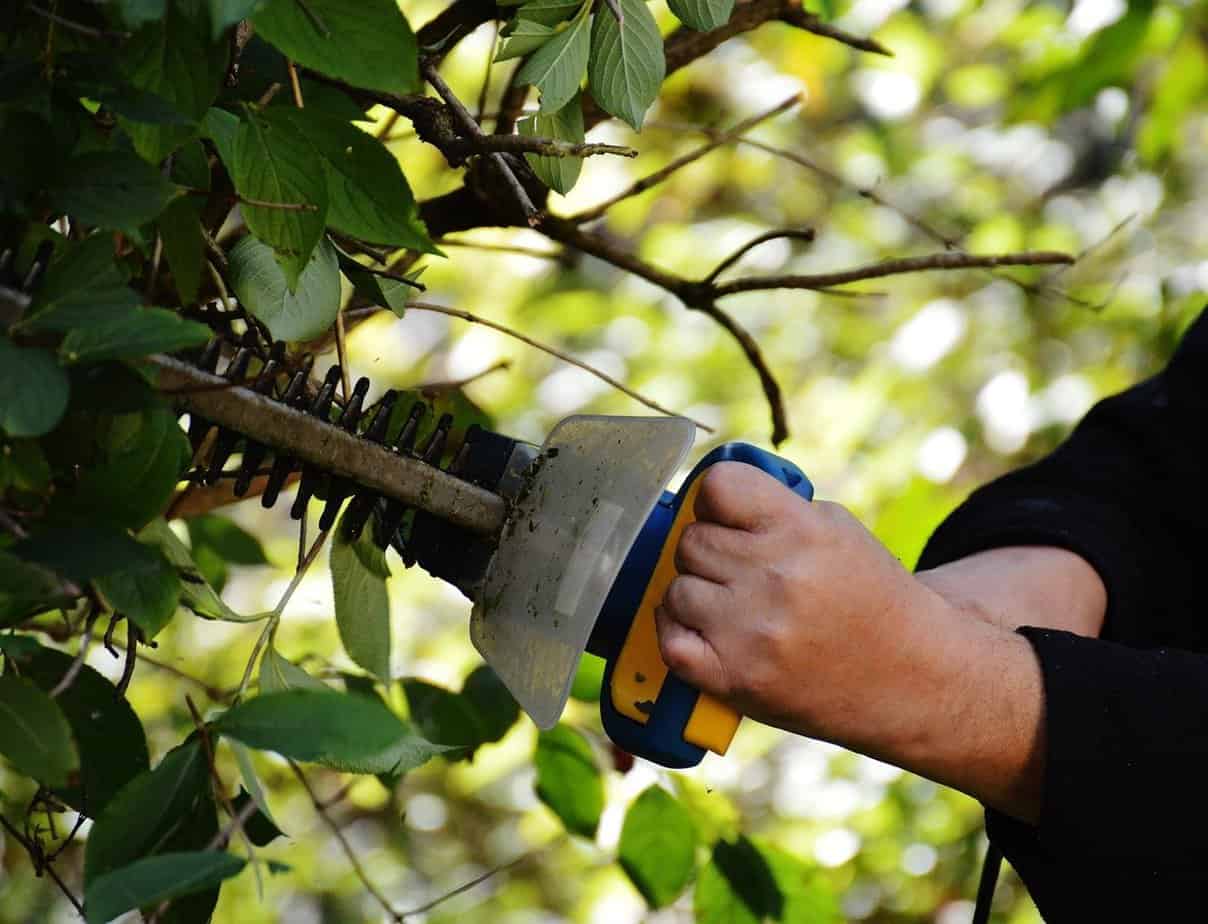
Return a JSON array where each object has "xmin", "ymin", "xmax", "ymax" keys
[{"xmin": 469, "ymin": 415, "xmax": 695, "ymax": 729}]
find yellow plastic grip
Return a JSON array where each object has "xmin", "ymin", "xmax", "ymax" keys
[{"xmin": 610, "ymin": 477, "xmax": 742, "ymax": 756}]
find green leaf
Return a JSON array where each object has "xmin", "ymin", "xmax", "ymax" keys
[
  {"xmin": 187, "ymin": 515, "xmax": 267, "ymax": 568},
  {"xmin": 337, "ymin": 251, "xmax": 418, "ymax": 314},
  {"xmin": 694, "ymin": 836, "xmax": 783, "ymax": 924},
  {"xmin": 59, "ymin": 307, "xmax": 211, "ymax": 364},
  {"xmin": 201, "ymin": 106, "xmax": 240, "ymax": 163},
  {"xmin": 94, "ymin": 543, "xmax": 181, "ymax": 639},
  {"xmin": 275, "ymin": 108, "xmax": 435, "ymax": 251},
  {"xmin": 213, "ymin": 689, "xmax": 451, "ymax": 774},
  {"xmin": 519, "ymin": 94, "xmax": 586, "ymax": 194},
  {"xmin": 159, "ymin": 197, "xmax": 205, "ymax": 303},
  {"xmin": 85, "ymin": 851, "xmax": 246, "ymax": 924},
  {"xmin": 460, "ymin": 665, "xmax": 520, "ymax": 744},
  {"xmin": 0, "ymin": 338, "xmax": 69, "ymax": 437},
  {"xmin": 0, "ymin": 438, "xmax": 51, "ymax": 494},
  {"xmin": 0, "ymin": 673, "xmax": 79, "ymax": 788},
  {"xmin": 232, "ymin": 742, "xmax": 282, "ymax": 839},
  {"xmin": 119, "ymin": 9, "xmax": 230, "ymax": 163},
  {"xmin": 226, "ymin": 107, "xmax": 328, "ymax": 286},
  {"xmin": 618, "ymin": 786, "xmax": 697, "ymax": 907},
  {"xmin": 588, "ymin": 0, "xmax": 665, "ymax": 131},
  {"xmin": 0, "ymin": 551, "xmax": 70, "ymax": 628},
  {"xmin": 534, "ymin": 724, "xmax": 602, "ymax": 837},
  {"xmin": 116, "ymin": 0, "xmax": 167, "ymax": 29},
  {"xmin": 666, "ymin": 0, "xmax": 733, "ymax": 32},
  {"xmin": 259, "ymin": 645, "xmax": 330, "ymax": 693},
  {"xmin": 20, "ymin": 236, "xmax": 142, "ymax": 334},
  {"xmin": 51, "ymin": 404, "xmax": 191, "ymax": 530},
  {"xmin": 84, "ymin": 739, "xmax": 210, "ymax": 885},
  {"xmin": 763, "ymin": 845, "xmax": 840, "ymax": 924},
  {"xmin": 402, "ymin": 666, "xmax": 518, "ymax": 757},
  {"xmin": 252, "ymin": 0, "xmax": 420, "ymax": 96},
  {"xmin": 496, "ymin": 19, "xmax": 557, "ymax": 61},
  {"xmin": 232, "ymin": 789, "xmax": 286, "ymax": 845},
  {"xmin": 228, "ymin": 234, "xmax": 341, "ymax": 342},
  {"xmin": 12, "ymin": 644, "xmax": 150, "ymax": 814},
  {"xmin": 0, "ymin": 634, "xmax": 42, "ymax": 659},
  {"xmin": 516, "ymin": 0, "xmax": 592, "ymax": 114},
  {"xmin": 515, "ymin": 0, "xmax": 584, "ymax": 27},
  {"xmin": 49, "ymin": 151, "xmax": 179, "ymax": 234},
  {"xmin": 139, "ymin": 520, "xmax": 266, "ymax": 623},
  {"xmin": 208, "ymin": 0, "xmax": 268, "ymax": 38},
  {"xmin": 570, "ymin": 652, "xmax": 604, "ymax": 702},
  {"xmin": 330, "ymin": 512, "xmax": 392, "ymax": 682}
]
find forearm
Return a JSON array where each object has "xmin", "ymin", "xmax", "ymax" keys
[{"xmin": 855, "ymin": 546, "xmax": 1105, "ymax": 822}]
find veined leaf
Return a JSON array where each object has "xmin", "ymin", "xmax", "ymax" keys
[
  {"xmin": 516, "ymin": 0, "xmax": 592, "ymax": 114},
  {"xmin": 58, "ymin": 307, "xmax": 211, "ymax": 364},
  {"xmin": 515, "ymin": 0, "xmax": 584, "ymax": 27},
  {"xmin": 84, "ymin": 740, "xmax": 210, "ymax": 885},
  {"xmin": 496, "ymin": 19, "xmax": 557, "ymax": 61},
  {"xmin": 0, "ymin": 337, "xmax": 69, "ymax": 438},
  {"xmin": 666, "ymin": 0, "xmax": 733, "ymax": 32},
  {"xmin": 213, "ymin": 689, "xmax": 452, "ymax": 774},
  {"xmin": 228, "ymin": 107, "xmax": 328, "ymax": 287},
  {"xmin": 0, "ymin": 674, "xmax": 79, "ymax": 788},
  {"xmin": 119, "ymin": 9, "xmax": 230, "ymax": 163},
  {"xmin": 50, "ymin": 150, "xmax": 178, "ymax": 234},
  {"xmin": 519, "ymin": 93, "xmax": 586, "ymax": 195},
  {"xmin": 93, "ymin": 543, "xmax": 181, "ymax": 640},
  {"xmin": 158, "ymin": 197, "xmax": 205, "ymax": 303},
  {"xmin": 534, "ymin": 724, "xmax": 602, "ymax": 837},
  {"xmin": 208, "ymin": 0, "xmax": 268, "ymax": 38},
  {"xmin": 588, "ymin": 0, "xmax": 665, "ymax": 131},
  {"xmin": 275, "ymin": 108, "xmax": 434, "ymax": 251},
  {"xmin": 330, "ymin": 512, "xmax": 392, "ymax": 682},
  {"xmin": 259, "ymin": 646, "xmax": 330, "ymax": 693},
  {"xmin": 253, "ymin": 0, "xmax": 420, "ymax": 96},
  {"xmin": 618, "ymin": 786, "xmax": 697, "ymax": 907},
  {"xmin": 228, "ymin": 234, "xmax": 340, "ymax": 342},
  {"xmin": 84, "ymin": 851, "xmax": 245, "ymax": 924}
]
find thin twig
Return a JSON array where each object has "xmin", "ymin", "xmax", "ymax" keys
[
  {"xmin": 569, "ymin": 95, "xmax": 802, "ymax": 224},
  {"xmin": 290, "ymin": 761, "xmax": 404, "ymax": 921},
  {"xmin": 334, "ymin": 310, "xmax": 352, "ymax": 399},
  {"xmin": 423, "ymin": 62, "xmax": 540, "ymax": 225},
  {"xmin": 115, "ymin": 623, "xmax": 140, "ymax": 696},
  {"xmin": 415, "ymin": 359, "xmax": 511, "ymax": 391},
  {"xmin": 434, "ymin": 237, "xmax": 571, "ymax": 265},
  {"xmin": 705, "ymin": 228, "xmax": 815, "ymax": 284},
  {"xmin": 145, "ymin": 234, "xmax": 164, "ymax": 301},
  {"xmin": 286, "ymin": 59, "xmax": 305, "ymax": 108},
  {"xmin": 50, "ymin": 612, "xmax": 96, "ymax": 698},
  {"xmin": 463, "ymin": 134, "xmax": 637, "ymax": 160},
  {"xmin": 398, "ymin": 854, "xmax": 531, "ymax": 918},
  {"xmin": 26, "ymin": 3, "xmax": 128, "ymax": 40},
  {"xmin": 475, "ymin": 25, "xmax": 498, "ymax": 122},
  {"xmin": 0, "ymin": 813, "xmax": 84, "ymax": 914},
  {"xmin": 236, "ymin": 196, "xmax": 319, "ymax": 212},
  {"xmin": 712, "ymin": 250, "xmax": 1075, "ymax": 296},
  {"xmin": 407, "ymin": 301, "xmax": 713, "ymax": 431}
]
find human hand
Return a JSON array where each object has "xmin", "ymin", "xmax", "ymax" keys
[{"xmin": 654, "ymin": 462, "xmax": 968, "ymax": 756}]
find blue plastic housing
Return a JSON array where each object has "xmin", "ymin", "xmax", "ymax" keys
[{"xmin": 592, "ymin": 443, "xmax": 814, "ymax": 768}]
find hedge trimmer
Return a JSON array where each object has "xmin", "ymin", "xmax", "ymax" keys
[{"xmin": 146, "ymin": 336, "xmax": 814, "ymax": 769}]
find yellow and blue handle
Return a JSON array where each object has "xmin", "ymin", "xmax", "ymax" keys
[{"xmin": 589, "ymin": 444, "xmax": 813, "ymax": 768}]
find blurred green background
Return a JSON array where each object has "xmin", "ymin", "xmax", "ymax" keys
[{"xmin": 4, "ymin": 0, "xmax": 1207, "ymax": 920}]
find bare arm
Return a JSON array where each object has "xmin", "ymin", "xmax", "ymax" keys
[{"xmin": 654, "ymin": 465, "xmax": 1108, "ymax": 825}]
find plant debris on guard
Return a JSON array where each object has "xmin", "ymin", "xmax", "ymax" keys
[{"xmin": 154, "ymin": 342, "xmax": 814, "ymax": 769}]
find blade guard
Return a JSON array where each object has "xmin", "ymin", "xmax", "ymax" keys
[
  {"xmin": 470, "ymin": 416, "xmax": 695, "ymax": 731},
  {"xmin": 596, "ymin": 443, "xmax": 814, "ymax": 768}
]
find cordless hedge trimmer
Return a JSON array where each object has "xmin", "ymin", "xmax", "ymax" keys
[{"xmin": 144, "ymin": 340, "xmax": 817, "ymax": 768}]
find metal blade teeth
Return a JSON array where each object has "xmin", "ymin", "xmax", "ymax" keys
[{"xmin": 183, "ymin": 338, "xmax": 470, "ymax": 557}]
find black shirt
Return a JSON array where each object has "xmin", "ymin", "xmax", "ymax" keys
[{"xmin": 916, "ymin": 307, "xmax": 1208, "ymax": 921}]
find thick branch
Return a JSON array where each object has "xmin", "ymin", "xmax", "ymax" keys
[{"xmin": 713, "ymin": 251, "xmax": 1075, "ymax": 296}]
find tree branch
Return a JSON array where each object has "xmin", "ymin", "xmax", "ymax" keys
[
  {"xmin": 406, "ymin": 301, "xmax": 714, "ymax": 431},
  {"xmin": 712, "ymin": 250, "xmax": 1075, "ymax": 296},
  {"xmin": 569, "ymin": 95, "xmax": 802, "ymax": 223},
  {"xmin": 705, "ymin": 228, "xmax": 815, "ymax": 284}
]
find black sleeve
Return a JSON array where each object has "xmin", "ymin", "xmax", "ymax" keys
[{"xmin": 914, "ymin": 308, "xmax": 1208, "ymax": 914}]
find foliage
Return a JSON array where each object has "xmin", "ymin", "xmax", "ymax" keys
[{"xmin": 1, "ymin": 0, "xmax": 1206, "ymax": 922}]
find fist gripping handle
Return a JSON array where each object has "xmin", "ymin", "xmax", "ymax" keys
[{"xmin": 592, "ymin": 444, "xmax": 814, "ymax": 768}]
